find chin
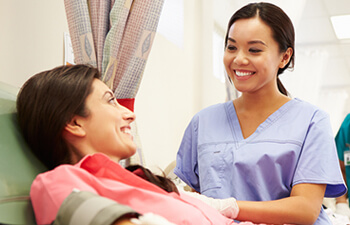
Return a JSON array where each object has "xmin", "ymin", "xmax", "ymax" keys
[
  {"xmin": 127, "ymin": 146, "xmax": 138, "ymax": 157},
  {"xmin": 130, "ymin": 149, "xmax": 137, "ymax": 156}
]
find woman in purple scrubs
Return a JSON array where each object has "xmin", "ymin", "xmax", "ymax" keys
[{"xmin": 175, "ymin": 2, "xmax": 346, "ymax": 224}]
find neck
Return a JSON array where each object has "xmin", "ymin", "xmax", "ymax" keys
[{"xmin": 234, "ymin": 89, "xmax": 290, "ymax": 113}]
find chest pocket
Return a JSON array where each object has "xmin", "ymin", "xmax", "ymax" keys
[{"xmin": 197, "ymin": 143, "xmax": 231, "ymax": 193}]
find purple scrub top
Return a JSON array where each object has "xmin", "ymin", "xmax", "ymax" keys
[{"xmin": 175, "ymin": 98, "xmax": 346, "ymax": 225}]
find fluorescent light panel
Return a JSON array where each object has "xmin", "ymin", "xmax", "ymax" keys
[{"xmin": 331, "ymin": 15, "xmax": 350, "ymax": 39}]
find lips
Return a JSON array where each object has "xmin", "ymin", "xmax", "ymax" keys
[
  {"xmin": 121, "ymin": 127, "xmax": 132, "ymax": 135},
  {"xmin": 234, "ymin": 70, "xmax": 255, "ymax": 77}
]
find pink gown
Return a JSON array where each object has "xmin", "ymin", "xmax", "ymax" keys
[{"xmin": 30, "ymin": 153, "xmax": 254, "ymax": 225}]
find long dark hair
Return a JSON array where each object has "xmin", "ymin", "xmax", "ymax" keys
[
  {"xmin": 17, "ymin": 64, "xmax": 98, "ymax": 170},
  {"xmin": 225, "ymin": 2, "xmax": 295, "ymax": 96},
  {"xmin": 17, "ymin": 64, "xmax": 178, "ymax": 194}
]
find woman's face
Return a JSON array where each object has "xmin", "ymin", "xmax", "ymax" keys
[
  {"xmin": 78, "ymin": 79, "xmax": 137, "ymax": 162},
  {"xmin": 223, "ymin": 17, "xmax": 286, "ymax": 94}
]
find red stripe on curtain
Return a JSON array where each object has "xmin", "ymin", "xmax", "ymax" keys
[{"xmin": 117, "ymin": 98, "xmax": 135, "ymax": 112}]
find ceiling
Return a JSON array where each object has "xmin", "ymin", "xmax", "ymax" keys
[{"xmin": 297, "ymin": 0, "xmax": 350, "ymax": 79}]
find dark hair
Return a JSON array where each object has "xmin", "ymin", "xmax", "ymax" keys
[
  {"xmin": 17, "ymin": 64, "xmax": 179, "ymax": 194},
  {"xmin": 224, "ymin": 2, "xmax": 295, "ymax": 96},
  {"xmin": 127, "ymin": 165, "xmax": 179, "ymax": 194},
  {"xmin": 17, "ymin": 64, "xmax": 99, "ymax": 170}
]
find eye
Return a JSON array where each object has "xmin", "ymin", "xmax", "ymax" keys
[
  {"xmin": 226, "ymin": 45, "xmax": 237, "ymax": 51},
  {"xmin": 108, "ymin": 97, "xmax": 117, "ymax": 106},
  {"xmin": 249, "ymin": 48, "xmax": 262, "ymax": 53}
]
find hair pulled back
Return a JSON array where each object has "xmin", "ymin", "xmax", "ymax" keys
[
  {"xmin": 225, "ymin": 2, "xmax": 295, "ymax": 96},
  {"xmin": 17, "ymin": 64, "xmax": 99, "ymax": 170},
  {"xmin": 17, "ymin": 64, "xmax": 179, "ymax": 194}
]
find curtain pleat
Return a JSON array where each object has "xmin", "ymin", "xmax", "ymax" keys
[
  {"xmin": 64, "ymin": 0, "xmax": 165, "ymax": 166},
  {"xmin": 88, "ymin": 0, "xmax": 112, "ymax": 72},
  {"xmin": 64, "ymin": 0, "xmax": 97, "ymax": 67},
  {"xmin": 100, "ymin": 0, "xmax": 131, "ymax": 90},
  {"xmin": 102, "ymin": 0, "xmax": 164, "ymax": 99}
]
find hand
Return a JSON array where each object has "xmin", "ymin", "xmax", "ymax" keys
[
  {"xmin": 182, "ymin": 191, "xmax": 239, "ymax": 219},
  {"xmin": 130, "ymin": 213, "xmax": 176, "ymax": 225},
  {"xmin": 335, "ymin": 202, "xmax": 350, "ymax": 218},
  {"xmin": 112, "ymin": 217, "xmax": 136, "ymax": 225}
]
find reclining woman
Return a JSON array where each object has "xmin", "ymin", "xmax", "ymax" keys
[{"xmin": 17, "ymin": 64, "xmax": 250, "ymax": 225}]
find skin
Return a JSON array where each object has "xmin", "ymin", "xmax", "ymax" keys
[
  {"xmin": 223, "ymin": 16, "xmax": 293, "ymax": 139},
  {"xmin": 63, "ymin": 78, "xmax": 137, "ymax": 163},
  {"xmin": 336, "ymin": 159, "xmax": 348, "ymax": 204},
  {"xmin": 63, "ymin": 79, "xmax": 139, "ymax": 224},
  {"xmin": 63, "ymin": 79, "xmax": 173, "ymax": 225},
  {"xmin": 223, "ymin": 16, "xmax": 326, "ymax": 224},
  {"xmin": 112, "ymin": 217, "xmax": 136, "ymax": 225}
]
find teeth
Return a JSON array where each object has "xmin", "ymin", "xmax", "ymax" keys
[
  {"xmin": 121, "ymin": 128, "xmax": 131, "ymax": 134},
  {"xmin": 235, "ymin": 70, "xmax": 254, "ymax": 76}
]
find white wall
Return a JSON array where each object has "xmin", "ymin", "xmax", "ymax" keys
[
  {"xmin": 0, "ymin": 0, "xmax": 227, "ymax": 171},
  {"xmin": 0, "ymin": 0, "xmax": 68, "ymax": 88},
  {"xmin": 2, "ymin": 0, "xmax": 349, "ymax": 171},
  {"xmin": 136, "ymin": 0, "xmax": 227, "ymax": 170}
]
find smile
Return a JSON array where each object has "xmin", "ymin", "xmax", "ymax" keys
[
  {"xmin": 121, "ymin": 127, "xmax": 132, "ymax": 135},
  {"xmin": 235, "ymin": 70, "xmax": 255, "ymax": 77}
]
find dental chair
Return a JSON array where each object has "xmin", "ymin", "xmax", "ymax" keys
[{"xmin": 0, "ymin": 82, "xmax": 47, "ymax": 225}]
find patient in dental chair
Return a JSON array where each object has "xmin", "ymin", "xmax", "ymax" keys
[{"xmin": 17, "ymin": 64, "xmax": 254, "ymax": 225}]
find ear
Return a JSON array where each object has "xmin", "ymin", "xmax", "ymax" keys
[
  {"xmin": 279, "ymin": 47, "xmax": 293, "ymax": 69},
  {"xmin": 64, "ymin": 116, "xmax": 86, "ymax": 137}
]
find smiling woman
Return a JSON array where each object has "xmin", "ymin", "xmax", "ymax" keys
[
  {"xmin": 65, "ymin": 78, "xmax": 137, "ymax": 164},
  {"xmin": 16, "ymin": 64, "xmax": 255, "ymax": 225},
  {"xmin": 224, "ymin": 17, "xmax": 293, "ymax": 94},
  {"xmin": 223, "ymin": 2, "xmax": 294, "ymax": 97},
  {"xmin": 174, "ymin": 2, "xmax": 346, "ymax": 225}
]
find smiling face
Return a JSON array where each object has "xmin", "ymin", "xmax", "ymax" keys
[
  {"xmin": 224, "ymin": 17, "xmax": 288, "ymax": 95},
  {"xmin": 75, "ymin": 79, "xmax": 137, "ymax": 162}
]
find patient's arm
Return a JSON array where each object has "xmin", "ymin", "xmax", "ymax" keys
[
  {"xmin": 53, "ymin": 190, "xmax": 176, "ymax": 225},
  {"xmin": 53, "ymin": 190, "xmax": 139, "ymax": 225}
]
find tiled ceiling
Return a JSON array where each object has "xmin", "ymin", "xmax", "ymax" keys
[{"xmin": 298, "ymin": 0, "xmax": 350, "ymax": 87}]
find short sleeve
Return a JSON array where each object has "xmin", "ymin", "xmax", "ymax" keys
[
  {"xmin": 53, "ymin": 191, "xmax": 139, "ymax": 225},
  {"xmin": 293, "ymin": 110, "xmax": 347, "ymax": 197},
  {"xmin": 174, "ymin": 116, "xmax": 200, "ymax": 192}
]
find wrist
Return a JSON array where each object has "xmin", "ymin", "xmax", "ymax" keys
[
  {"xmin": 336, "ymin": 202, "xmax": 349, "ymax": 207},
  {"xmin": 335, "ymin": 195, "xmax": 348, "ymax": 204}
]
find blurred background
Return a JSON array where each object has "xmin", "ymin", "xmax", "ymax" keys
[{"xmin": 1, "ymin": 0, "xmax": 350, "ymax": 170}]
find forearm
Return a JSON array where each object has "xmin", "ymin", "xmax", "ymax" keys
[
  {"xmin": 336, "ymin": 160, "xmax": 348, "ymax": 204},
  {"xmin": 336, "ymin": 194, "xmax": 348, "ymax": 204},
  {"xmin": 237, "ymin": 196, "xmax": 321, "ymax": 224}
]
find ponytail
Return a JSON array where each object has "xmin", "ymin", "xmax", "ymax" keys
[{"xmin": 277, "ymin": 77, "xmax": 288, "ymax": 96}]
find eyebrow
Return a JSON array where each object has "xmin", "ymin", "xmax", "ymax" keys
[
  {"xmin": 102, "ymin": 90, "xmax": 114, "ymax": 99},
  {"xmin": 227, "ymin": 37, "xmax": 267, "ymax": 46}
]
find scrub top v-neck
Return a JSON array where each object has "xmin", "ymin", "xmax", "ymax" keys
[
  {"xmin": 227, "ymin": 98, "xmax": 294, "ymax": 144},
  {"xmin": 175, "ymin": 98, "xmax": 346, "ymax": 224},
  {"xmin": 175, "ymin": 98, "xmax": 345, "ymax": 199}
]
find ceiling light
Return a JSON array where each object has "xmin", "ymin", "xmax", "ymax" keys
[{"xmin": 330, "ymin": 15, "xmax": 350, "ymax": 39}]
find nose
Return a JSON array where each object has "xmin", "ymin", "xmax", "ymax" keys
[
  {"xmin": 122, "ymin": 106, "xmax": 136, "ymax": 123},
  {"xmin": 233, "ymin": 50, "xmax": 249, "ymax": 65}
]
